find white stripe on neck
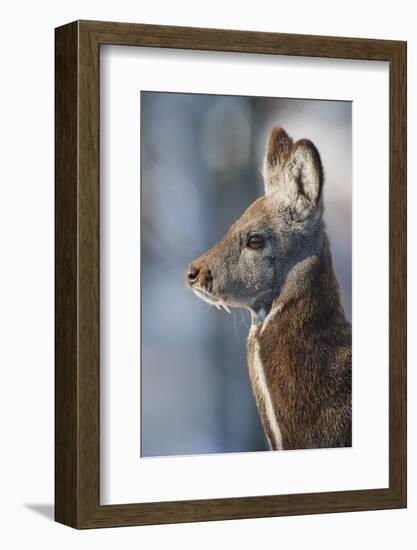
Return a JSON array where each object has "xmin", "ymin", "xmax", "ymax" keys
[
  {"xmin": 252, "ymin": 340, "xmax": 283, "ymax": 450},
  {"xmin": 248, "ymin": 304, "xmax": 284, "ymax": 450},
  {"xmin": 260, "ymin": 304, "xmax": 282, "ymax": 334}
]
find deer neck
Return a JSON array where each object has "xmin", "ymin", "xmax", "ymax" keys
[{"xmin": 247, "ymin": 236, "xmax": 346, "ymax": 450}]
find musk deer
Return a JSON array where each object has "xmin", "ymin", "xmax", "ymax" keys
[{"xmin": 187, "ymin": 126, "xmax": 352, "ymax": 450}]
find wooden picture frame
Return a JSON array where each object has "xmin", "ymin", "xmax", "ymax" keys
[{"xmin": 55, "ymin": 20, "xmax": 407, "ymax": 529}]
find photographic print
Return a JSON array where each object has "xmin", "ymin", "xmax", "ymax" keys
[
  {"xmin": 55, "ymin": 21, "xmax": 406, "ymax": 527},
  {"xmin": 141, "ymin": 92, "xmax": 352, "ymax": 457}
]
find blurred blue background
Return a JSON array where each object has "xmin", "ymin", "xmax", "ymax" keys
[{"xmin": 140, "ymin": 92, "xmax": 352, "ymax": 457}]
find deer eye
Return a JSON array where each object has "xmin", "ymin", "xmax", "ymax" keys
[{"xmin": 247, "ymin": 235, "xmax": 265, "ymax": 250}]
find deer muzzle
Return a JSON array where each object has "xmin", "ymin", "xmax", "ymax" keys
[{"xmin": 187, "ymin": 260, "xmax": 213, "ymax": 293}]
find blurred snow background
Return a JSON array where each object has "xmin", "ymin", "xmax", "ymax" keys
[{"xmin": 140, "ymin": 92, "xmax": 352, "ymax": 457}]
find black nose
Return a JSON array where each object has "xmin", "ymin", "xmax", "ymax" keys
[{"xmin": 188, "ymin": 266, "xmax": 200, "ymax": 283}]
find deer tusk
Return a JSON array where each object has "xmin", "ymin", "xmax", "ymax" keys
[{"xmin": 223, "ymin": 304, "xmax": 231, "ymax": 314}]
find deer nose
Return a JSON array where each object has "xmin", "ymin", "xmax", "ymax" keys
[{"xmin": 187, "ymin": 265, "xmax": 200, "ymax": 283}]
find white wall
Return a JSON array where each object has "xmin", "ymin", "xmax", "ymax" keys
[{"xmin": 0, "ymin": 0, "xmax": 415, "ymax": 547}]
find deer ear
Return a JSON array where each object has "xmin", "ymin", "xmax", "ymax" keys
[
  {"xmin": 263, "ymin": 128, "xmax": 323, "ymax": 219},
  {"xmin": 263, "ymin": 127, "xmax": 293, "ymax": 194}
]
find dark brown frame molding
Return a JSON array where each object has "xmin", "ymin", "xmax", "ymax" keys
[{"xmin": 55, "ymin": 20, "xmax": 407, "ymax": 529}]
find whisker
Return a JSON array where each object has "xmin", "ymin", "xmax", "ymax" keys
[
  {"xmin": 233, "ymin": 310, "xmax": 239, "ymax": 343},
  {"xmin": 240, "ymin": 308, "xmax": 249, "ymax": 329}
]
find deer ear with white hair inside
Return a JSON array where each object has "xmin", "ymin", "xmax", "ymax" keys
[{"xmin": 263, "ymin": 126, "xmax": 324, "ymax": 220}]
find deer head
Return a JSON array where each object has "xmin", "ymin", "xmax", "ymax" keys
[{"xmin": 187, "ymin": 127, "xmax": 325, "ymax": 320}]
